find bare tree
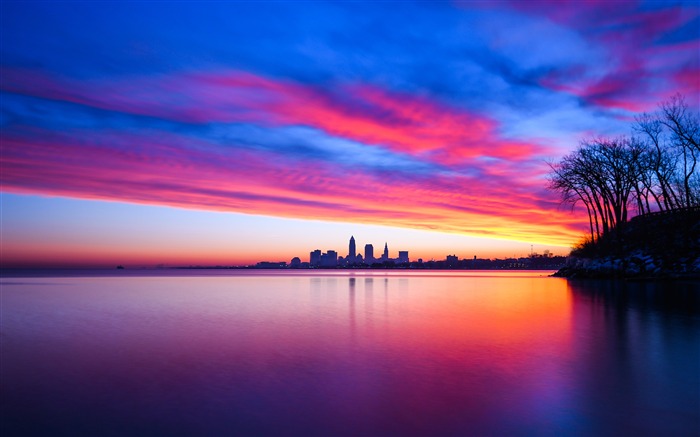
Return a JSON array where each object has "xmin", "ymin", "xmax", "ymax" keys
[
  {"xmin": 635, "ymin": 94, "xmax": 700, "ymax": 209},
  {"xmin": 549, "ymin": 95, "xmax": 699, "ymax": 247},
  {"xmin": 548, "ymin": 155, "xmax": 599, "ymax": 242},
  {"xmin": 550, "ymin": 137, "xmax": 655, "ymax": 241}
]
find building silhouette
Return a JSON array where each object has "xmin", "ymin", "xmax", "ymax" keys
[
  {"xmin": 446, "ymin": 254, "xmax": 458, "ymax": 267},
  {"xmin": 321, "ymin": 250, "xmax": 338, "ymax": 267},
  {"xmin": 310, "ymin": 249, "xmax": 321, "ymax": 267},
  {"xmin": 349, "ymin": 236, "xmax": 356, "ymax": 263},
  {"xmin": 364, "ymin": 244, "xmax": 374, "ymax": 263},
  {"xmin": 262, "ymin": 234, "xmax": 564, "ymax": 270}
]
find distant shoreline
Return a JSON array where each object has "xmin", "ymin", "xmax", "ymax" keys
[{"xmin": 0, "ymin": 267, "xmax": 559, "ymax": 278}]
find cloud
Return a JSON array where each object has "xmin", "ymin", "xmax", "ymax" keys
[
  {"xmin": 519, "ymin": 0, "xmax": 700, "ymax": 112},
  {"xmin": 1, "ymin": 0, "xmax": 697, "ymax": 251},
  {"xmin": 0, "ymin": 121, "xmax": 583, "ymax": 247},
  {"xmin": 1, "ymin": 67, "xmax": 551, "ymax": 166}
]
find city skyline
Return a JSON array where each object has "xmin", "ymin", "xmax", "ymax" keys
[
  {"xmin": 253, "ymin": 235, "xmax": 561, "ymax": 270},
  {"xmin": 1, "ymin": 193, "xmax": 568, "ymax": 267},
  {"xmin": 1, "ymin": 2, "xmax": 698, "ymax": 268},
  {"xmin": 307, "ymin": 236, "xmax": 407, "ymax": 267}
]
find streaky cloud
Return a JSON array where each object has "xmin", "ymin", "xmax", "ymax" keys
[
  {"xmin": 1, "ymin": 0, "xmax": 697, "ymax": 254},
  {"xmin": 1, "ymin": 125, "xmax": 583, "ymax": 246}
]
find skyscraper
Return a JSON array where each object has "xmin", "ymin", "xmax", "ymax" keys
[
  {"xmin": 321, "ymin": 250, "xmax": 338, "ymax": 267},
  {"xmin": 310, "ymin": 249, "xmax": 321, "ymax": 267},
  {"xmin": 382, "ymin": 242, "xmax": 389, "ymax": 261},
  {"xmin": 364, "ymin": 244, "xmax": 374, "ymax": 263},
  {"xmin": 349, "ymin": 236, "xmax": 356, "ymax": 262}
]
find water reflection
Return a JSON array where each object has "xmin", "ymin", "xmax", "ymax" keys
[
  {"xmin": 1, "ymin": 273, "xmax": 698, "ymax": 436},
  {"xmin": 364, "ymin": 278, "xmax": 374, "ymax": 328},
  {"xmin": 348, "ymin": 277, "xmax": 356, "ymax": 343},
  {"xmin": 567, "ymin": 279, "xmax": 700, "ymax": 437},
  {"xmin": 568, "ymin": 279, "xmax": 700, "ymax": 316}
]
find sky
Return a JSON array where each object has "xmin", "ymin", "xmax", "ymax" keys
[{"xmin": 1, "ymin": 1, "xmax": 699, "ymax": 267}]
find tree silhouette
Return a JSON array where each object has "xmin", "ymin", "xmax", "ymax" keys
[{"xmin": 548, "ymin": 94, "xmax": 699, "ymax": 244}]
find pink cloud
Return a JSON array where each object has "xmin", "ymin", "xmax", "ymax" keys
[
  {"xmin": 522, "ymin": 1, "xmax": 700, "ymax": 112},
  {"xmin": 674, "ymin": 67, "xmax": 700, "ymax": 103},
  {"xmin": 0, "ymin": 66, "xmax": 585, "ymax": 246},
  {"xmin": 0, "ymin": 127, "xmax": 584, "ymax": 247},
  {"xmin": 0, "ymin": 67, "xmax": 548, "ymax": 165}
]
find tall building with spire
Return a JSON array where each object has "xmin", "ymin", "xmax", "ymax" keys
[
  {"xmin": 382, "ymin": 242, "xmax": 389, "ymax": 261},
  {"xmin": 349, "ymin": 236, "xmax": 356, "ymax": 262}
]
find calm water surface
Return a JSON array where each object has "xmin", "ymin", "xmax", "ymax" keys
[{"xmin": 2, "ymin": 270, "xmax": 699, "ymax": 436}]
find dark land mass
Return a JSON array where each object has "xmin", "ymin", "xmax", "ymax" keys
[{"xmin": 554, "ymin": 208, "xmax": 700, "ymax": 279}]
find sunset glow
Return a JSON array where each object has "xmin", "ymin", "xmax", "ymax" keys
[{"xmin": 1, "ymin": 1, "xmax": 698, "ymax": 267}]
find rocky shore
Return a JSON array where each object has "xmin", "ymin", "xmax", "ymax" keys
[
  {"xmin": 553, "ymin": 251, "xmax": 700, "ymax": 279},
  {"xmin": 553, "ymin": 208, "xmax": 700, "ymax": 279}
]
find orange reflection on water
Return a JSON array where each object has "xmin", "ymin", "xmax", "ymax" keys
[
  {"xmin": 0, "ymin": 271, "xmax": 594, "ymax": 436},
  {"xmin": 339, "ymin": 272, "xmax": 571, "ymax": 348}
]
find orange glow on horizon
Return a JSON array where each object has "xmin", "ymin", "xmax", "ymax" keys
[{"xmin": 1, "ymin": 69, "xmax": 589, "ymax": 268}]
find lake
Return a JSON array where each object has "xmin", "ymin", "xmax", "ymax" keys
[{"xmin": 1, "ymin": 270, "xmax": 699, "ymax": 436}]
